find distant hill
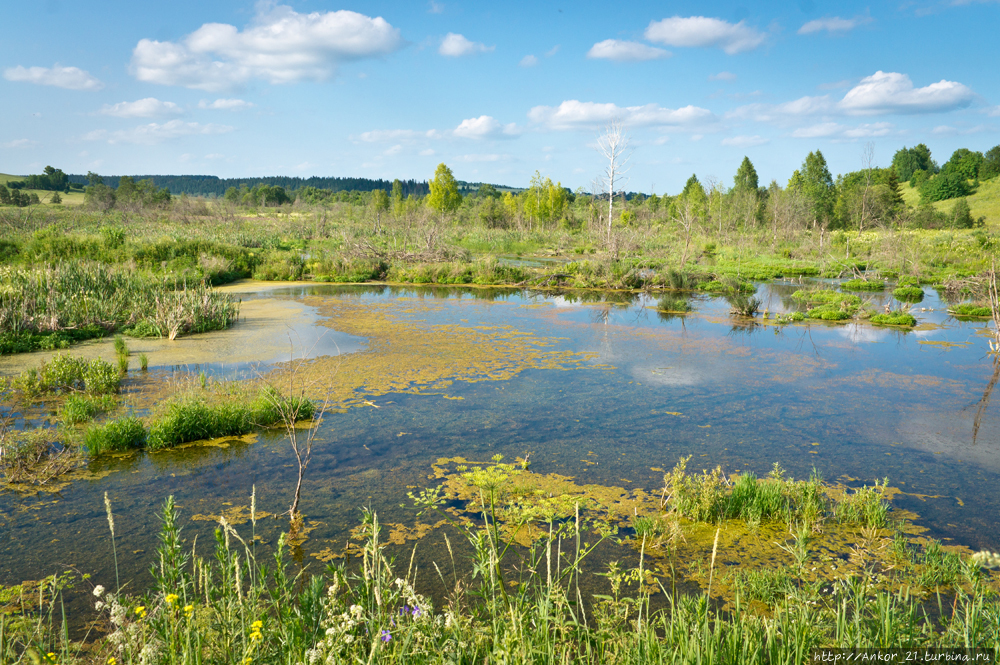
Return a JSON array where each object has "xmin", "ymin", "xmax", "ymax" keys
[{"xmin": 900, "ymin": 179, "xmax": 1000, "ymax": 226}]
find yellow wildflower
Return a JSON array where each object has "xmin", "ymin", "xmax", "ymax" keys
[
  {"xmin": 165, "ymin": 594, "xmax": 179, "ymax": 605},
  {"xmin": 108, "ymin": 658, "xmax": 117, "ymax": 665},
  {"xmin": 135, "ymin": 606, "xmax": 147, "ymax": 619},
  {"xmin": 184, "ymin": 604, "xmax": 195, "ymax": 617}
]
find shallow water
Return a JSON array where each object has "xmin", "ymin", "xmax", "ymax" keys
[{"xmin": 2, "ymin": 281, "xmax": 999, "ymax": 603}]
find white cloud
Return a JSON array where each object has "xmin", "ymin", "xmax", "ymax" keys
[
  {"xmin": 130, "ymin": 5, "xmax": 402, "ymax": 91},
  {"xmin": 456, "ymin": 153, "xmax": 505, "ymax": 162},
  {"xmin": 721, "ymin": 135, "xmax": 768, "ymax": 147},
  {"xmin": 798, "ymin": 14, "xmax": 873, "ymax": 35},
  {"xmin": 520, "ymin": 55, "xmax": 538, "ymax": 67},
  {"xmin": 838, "ymin": 71, "xmax": 974, "ymax": 115},
  {"xmin": 546, "ymin": 45, "xmax": 560, "ymax": 57},
  {"xmin": 727, "ymin": 96, "xmax": 834, "ymax": 122},
  {"xmin": 932, "ymin": 123, "xmax": 993, "ymax": 135},
  {"xmin": 2, "ymin": 139, "xmax": 38, "ymax": 149},
  {"xmin": 4, "ymin": 65, "xmax": 103, "ymax": 90},
  {"xmin": 439, "ymin": 33, "xmax": 493, "ymax": 57},
  {"xmin": 709, "ymin": 71, "xmax": 736, "ymax": 81},
  {"xmin": 419, "ymin": 148, "xmax": 435, "ymax": 156},
  {"xmin": 99, "ymin": 98, "xmax": 183, "ymax": 118},
  {"xmin": 384, "ymin": 144, "xmax": 403, "ymax": 155},
  {"xmin": 357, "ymin": 128, "xmax": 441, "ymax": 142},
  {"xmin": 198, "ymin": 98, "xmax": 254, "ymax": 111},
  {"xmin": 586, "ymin": 39, "xmax": 670, "ymax": 62},
  {"xmin": 791, "ymin": 122, "xmax": 893, "ymax": 139},
  {"xmin": 818, "ymin": 79, "xmax": 852, "ymax": 90},
  {"xmin": 453, "ymin": 115, "xmax": 519, "ymax": 139},
  {"xmin": 528, "ymin": 100, "xmax": 714, "ymax": 130},
  {"xmin": 644, "ymin": 16, "xmax": 766, "ymax": 54},
  {"xmin": 989, "ymin": 106, "xmax": 1000, "ymax": 117},
  {"xmin": 83, "ymin": 120, "xmax": 234, "ymax": 145},
  {"xmin": 428, "ymin": 1, "xmax": 444, "ymax": 14}
]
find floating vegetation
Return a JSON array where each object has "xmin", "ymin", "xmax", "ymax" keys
[
  {"xmin": 841, "ymin": 278, "xmax": 886, "ymax": 292},
  {"xmin": 949, "ymin": 303, "xmax": 993, "ymax": 317},
  {"xmin": 656, "ymin": 294, "xmax": 691, "ymax": 313},
  {"xmin": 893, "ymin": 285, "xmax": 925, "ymax": 303},
  {"xmin": 870, "ymin": 311, "xmax": 918, "ymax": 327},
  {"xmin": 791, "ymin": 289, "xmax": 861, "ymax": 320}
]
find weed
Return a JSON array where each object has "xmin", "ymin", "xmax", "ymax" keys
[
  {"xmin": 893, "ymin": 286, "xmax": 925, "ymax": 303},
  {"xmin": 834, "ymin": 479, "xmax": 890, "ymax": 529},
  {"xmin": 62, "ymin": 393, "xmax": 117, "ymax": 424},
  {"xmin": 842, "ymin": 278, "xmax": 886, "ymax": 292},
  {"xmin": 870, "ymin": 312, "xmax": 918, "ymax": 326}
]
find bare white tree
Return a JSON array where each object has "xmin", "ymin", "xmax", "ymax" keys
[{"xmin": 596, "ymin": 119, "xmax": 631, "ymax": 246}]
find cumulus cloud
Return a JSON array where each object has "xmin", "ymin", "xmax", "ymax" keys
[
  {"xmin": 453, "ymin": 115, "xmax": 519, "ymax": 139},
  {"xmin": 130, "ymin": 5, "xmax": 402, "ymax": 91},
  {"xmin": 710, "ymin": 71, "xmax": 736, "ymax": 81},
  {"xmin": 99, "ymin": 98, "xmax": 183, "ymax": 118},
  {"xmin": 586, "ymin": 39, "xmax": 670, "ymax": 62},
  {"xmin": 798, "ymin": 14, "xmax": 873, "ymax": 35},
  {"xmin": 528, "ymin": 100, "xmax": 714, "ymax": 130},
  {"xmin": 721, "ymin": 135, "xmax": 768, "ymax": 147},
  {"xmin": 439, "ymin": 33, "xmax": 493, "ymax": 56},
  {"xmin": 838, "ymin": 71, "xmax": 975, "ymax": 115},
  {"xmin": 83, "ymin": 120, "xmax": 234, "ymax": 145},
  {"xmin": 644, "ymin": 16, "xmax": 766, "ymax": 54},
  {"xmin": 520, "ymin": 55, "xmax": 538, "ymax": 67},
  {"xmin": 4, "ymin": 65, "xmax": 103, "ymax": 90},
  {"xmin": 2, "ymin": 139, "xmax": 38, "ymax": 149},
  {"xmin": 791, "ymin": 122, "xmax": 893, "ymax": 139},
  {"xmin": 198, "ymin": 98, "xmax": 254, "ymax": 111}
]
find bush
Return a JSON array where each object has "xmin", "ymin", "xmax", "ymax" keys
[{"xmin": 85, "ymin": 417, "xmax": 147, "ymax": 455}]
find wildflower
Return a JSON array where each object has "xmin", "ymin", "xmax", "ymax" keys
[
  {"xmin": 242, "ymin": 658, "xmax": 252, "ymax": 665},
  {"xmin": 108, "ymin": 659, "xmax": 117, "ymax": 665},
  {"xmin": 184, "ymin": 604, "xmax": 195, "ymax": 618},
  {"xmin": 46, "ymin": 653, "xmax": 56, "ymax": 662},
  {"xmin": 95, "ymin": 601, "xmax": 105, "ymax": 611},
  {"xmin": 135, "ymin": 606, "xmax": 147, "ymax": 619},
  {"xmin": 381, "ymin": 630, "xmax": 392, "ymax": 642},
  {"xmin": 412, "ymin": 606, "xmax": 422, "ymax": 618},
  {"xmin": 165, "ymin": 593, "xmax": 179, "ymax": 605},
  {"xmin": 93, "ymin": 585, "xmax": 105, "ymax": 597}
]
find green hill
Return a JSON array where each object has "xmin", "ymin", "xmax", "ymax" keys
[
  {"xmin": 0, "ymin": 173, "xmax": 24, "ymax": 185},
  {"xmin": 900, "ymin": 178, "xmax": 1000, "ymax": 227}
]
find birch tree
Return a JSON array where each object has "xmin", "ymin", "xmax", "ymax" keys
[{"xmin": 596, "ymin": 119, "xmax": 630, "ymax": 246}]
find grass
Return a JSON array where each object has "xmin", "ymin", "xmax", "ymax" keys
[
  {"xmin": 893, "ymin": 285, "xmax": 925, "ymax": 302},
  {"xmin": 949, "ymin": 303, "xmax": 993, "ymax": 317},
  {"xmin": 870, "ymin": 311, "xmax": 918, "ymax": 327},
  {"xmin": 841, "ymin": 278, "xmax": 886, "ymax": 291},
  {"xmin": 1, "ymin": 475, "xmax": 997, "ymax": 664},
  {"xmin": 10, "ymin": 354, "xmax": 120, "ymax": 397},
  {"xmin": 791, "ymin": 289, "xmax": 863, "ymax": 321},
  {"xmin": 62, "ymin": 394, "xmax": 117, "ymax": 425},
  {"xmin": 82, "ymin": 385, "xmax": 315, "ymax": 454}
]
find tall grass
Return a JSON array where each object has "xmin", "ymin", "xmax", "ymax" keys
[
  {"xmin": 0, "ymin": 262, "xmax": 238, "ymax": 353},
  {"xmin": 2, "ymin": 487, "xmax": 997, "ymax": 664}
]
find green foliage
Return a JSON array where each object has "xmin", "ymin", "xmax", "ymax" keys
[
  {"xmin": 13, "ymin": 354, "xmax": 120, "ymax": 396},
  {"xmin": 841, "ymin": 278, "xmax": 885, "ymax": 291},
  {"xmin": 790, "ymin": 150, "xmax": 835, "ymax": 226},
  {"xmin": 657, "ymin": 295, "xmax": 692, "ymax": 313},
  {"xmin": 146, "ymin": 387, "xmax": 314, "ymax": 451},
  {"xmin": 84, "ymin": 416, "xmax": 147, "ymax": 454},
  {"xmin": 920, "ymin": 171, "xmax": 973, "ymax": 203},
  {"xmin": 949, "ymin": 303, "xmax": 992, "ymax": 317},
  {"xmin": 892, "ymin": 144, "xmax": 937, "ymax": 182},
  {"xmin": 869, "ymin": 312, "xmax": 917, "ymax": 327},
  {"xmin": 733, "ymin": 157, "xmax": 759, "ymax": 192},
  {"xmin": 942, "ymin": 148, "xmax": 984, "ymax": 182},
  {"xmin": 62, "ymin": 393, "xmax": 117, "ymax": 424},
  {"xmin": 981, "ymin": 145, "xmax": 1000, "ymax": 181},
  {"xmin": 892, "ymin": 286, "xmax": 924, "ymax": 303},
  {"xmin": 426, "ymin": 163, "xmax": 462, "ymax": 215},
  {"xmin": 792, "ymin": 289, "xmax": 861, "ymax": 320},
  {"xmin": 834, "ymin": 479, "xmax": 890, "ymax": 528}
]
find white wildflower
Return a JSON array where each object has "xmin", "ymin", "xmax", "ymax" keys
[{"xmin": 93, "ymin": 585, "xmax": 105, "ymax": 597}]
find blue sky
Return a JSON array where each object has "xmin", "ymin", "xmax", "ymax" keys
[{"xmin": 2, "ymin": 0, "xmax": 998, "ymax": 193}]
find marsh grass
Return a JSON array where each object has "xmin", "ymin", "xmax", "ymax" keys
[
  {"xmin": 870, "ymin": 311, "xmax": 918, "ymax": 327},
  {"xmin": 841, "ymin": 278, "xmax": 886, "ymax": 292},
  {"xmin": 833, "ymin": 478, "xmax": 890, "ymax": 529},
  {"xmin": 82, "ymin": 385, "xmax": 315, "ymax": 455},
  {"xmin": 62, "ymin": 394, "xmax": 117, "ymax": 425},
  {"xmin": 792, "ymin": 289, "xmax": 863, "ymax": 321},
  {"xmin": 893, "ymin": 285, "xmax": 925, "ymax": 303},
  {"xmin": 11, "ymin": 354, "xmax": 119, "ymax": 397},
  {"xmin": 0, "ymin": 262, "xmax": 238, "ymax": 353},
  {"xmin": 2, "ymin": 482, "xmax": 998, "ymax": 664}
]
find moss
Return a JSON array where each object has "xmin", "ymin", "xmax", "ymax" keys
[
  {"xmin": 892, "ymin": 286, "xmax": 925, "ymax": 303},
  {"xmin": 949, "ymin": 303, "xmax": 992, "ymax": 317}
]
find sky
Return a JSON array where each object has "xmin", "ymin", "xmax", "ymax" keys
[{"xmin": 2, "ymin": 0, "xmax": 999, "ymax": 194}]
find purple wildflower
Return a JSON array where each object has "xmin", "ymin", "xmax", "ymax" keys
[{"xmin": 381, "ymin": 630, "xmax": 392, "ymax": 643}]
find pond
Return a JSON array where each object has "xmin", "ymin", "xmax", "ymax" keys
[{"xmin": 2, "ymin": 280, "xmax": 998, "ymax": 611}]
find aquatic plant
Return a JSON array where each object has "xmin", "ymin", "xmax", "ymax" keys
[
  {"xmin": 893, "ymin": 285, "xmax": 925, "ymax": 303},
  {"xmin": 841, "ymin": 278, "xmax": 886, "ymax": 291},
  {"xmin": 726, "ymin": 293, "xmax": 762, "ymax": 317},
  {"xmin": 12, "ymin": 354, "xmax": 120, "ymax": 397},
  {"xmin": 656, "ymin": 294, "xmax": 691, "ymax": 313},
  {"xmin": 138, "ymin": 353, "xmax": 149, "ymax": 371},
  {"xmin": 833, "ymin": 479, "xmax": 890, "ymax": 529},
  {"xmin": 84, "ymin": 416, "xmax": 147, "ymax": 455},
  {"xmin": 870, "ymin": 311, "xmax": 918, "ymax": 327},
  {"xmin": 949, "ymin": 303, "xmax": 992, "ymax": 317},
  {"xmin": 62, "ymin": 393, "xmax": 117, "ymax": 424}
]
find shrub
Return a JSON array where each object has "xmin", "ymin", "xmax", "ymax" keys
[{"xmin": 85, "ymin": 417, "xmax": 147, "ymax": 455}]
